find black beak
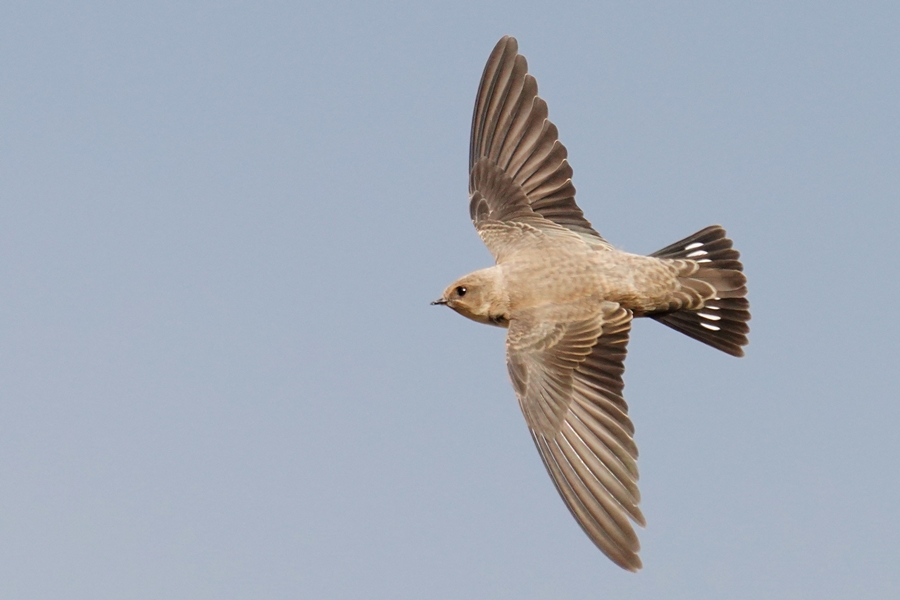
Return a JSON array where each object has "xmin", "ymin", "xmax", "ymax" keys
[{"xmin": 431, "ymin": 298, "xmax": 448, "ymax": 306}]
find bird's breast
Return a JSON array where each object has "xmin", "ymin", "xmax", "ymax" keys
[{"xmin": 502, "ymin": 246, "xmax": 602, "ymax": 310}]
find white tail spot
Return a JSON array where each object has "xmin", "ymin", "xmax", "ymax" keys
[
  {"xmin": 700, "ymin": 322, "xmax": 721, "ymax": 331},
  {"xmin": 696, "ymin": 258, "xmax": 712, "ymax": 263},
  {"xmin": 685, "ymin": 242, "xmax": 704, "ymax": 250},
  {"xmin": 699, "ymin": 312, "xmax": 721, "ymax": 321},
  {"xmin": 686, "ymin": 250, "xmax": 708, "ymax": 258},
  {"xmin": 705, "ymin": 305, "xmax": 720, "ymax": 310}
]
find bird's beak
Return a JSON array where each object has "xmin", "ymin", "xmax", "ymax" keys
[{"xmin": 431, "ymin": 298, "xmax": 448, "ymax": 306}]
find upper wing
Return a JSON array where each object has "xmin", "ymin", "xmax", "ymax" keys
[
  {"xmin": 506, "ymin": 301, "xmax": 644, "ymax": 571},
  {"xmin": 469, "ymin": 36, "xmax": 611, "ymax": 257}
]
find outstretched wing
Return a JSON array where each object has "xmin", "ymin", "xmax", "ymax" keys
[
  {"xmin": 506, "ymin": 301, "xmax": 644, "ymax": 571},
  {"xmin": 469, "ymin": 36, "xmax": 611, "ymax": 257}
]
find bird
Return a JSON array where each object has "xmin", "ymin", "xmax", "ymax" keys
[{"xmin": 432, "ymin": 36, "xmax": 750, "ymax": 571}]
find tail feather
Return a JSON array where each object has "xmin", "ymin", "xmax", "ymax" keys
[{"xmin": 651, "ymin": 225, "xmax": 750, "ymax": 357}]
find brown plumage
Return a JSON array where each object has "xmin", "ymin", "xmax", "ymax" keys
[{"xmin": 433, "ymin": 36, "xmax": 750, "ymax": 571}]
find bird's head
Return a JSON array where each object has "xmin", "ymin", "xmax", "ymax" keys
[{"xmin": 432, "ymin": 267, "xmax": 509, "ymax": 328}]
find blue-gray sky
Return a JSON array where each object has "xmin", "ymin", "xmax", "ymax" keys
[{"xmin": 2, "ymin": 1, "xmax": 899, "ymax": 598}]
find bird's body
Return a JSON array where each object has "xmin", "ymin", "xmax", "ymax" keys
[
  {"xmin": 434, "ymin": 36, "xmax": 750, "ymax": 571},
  {"xmin": 449, "ymin": 243, "xmax": 696, "ymax": 325}
]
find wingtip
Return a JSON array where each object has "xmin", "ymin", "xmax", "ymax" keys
[
  {"xmin": 493, "ymin": 36, "xmax": 518, "ymax": 59},
  {"xmin": 611, "ymin": 552, "xmax": 643, "ymax": 572}
]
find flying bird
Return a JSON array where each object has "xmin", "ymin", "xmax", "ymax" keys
[{"xmin": 433, "ymin": 36, "xmax": 750, "ymax": 571}]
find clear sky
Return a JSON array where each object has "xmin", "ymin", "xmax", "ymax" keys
[{"xmin": 2, "ymin": 1, "xmax": 899, "ymax": 598}]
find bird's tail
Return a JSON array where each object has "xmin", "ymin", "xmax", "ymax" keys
[{"xmin": 650, "ymin": 225, "xmax": 750, "ymax": 357}]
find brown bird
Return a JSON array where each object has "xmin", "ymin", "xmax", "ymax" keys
[{"xmin": 433, "ymin": 36, "xmax": 750, "ymax": 571}]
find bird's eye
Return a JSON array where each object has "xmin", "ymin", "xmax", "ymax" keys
[{"xmin": 456, "ymin": 286, "xmax": 467, "ymax": 297}]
